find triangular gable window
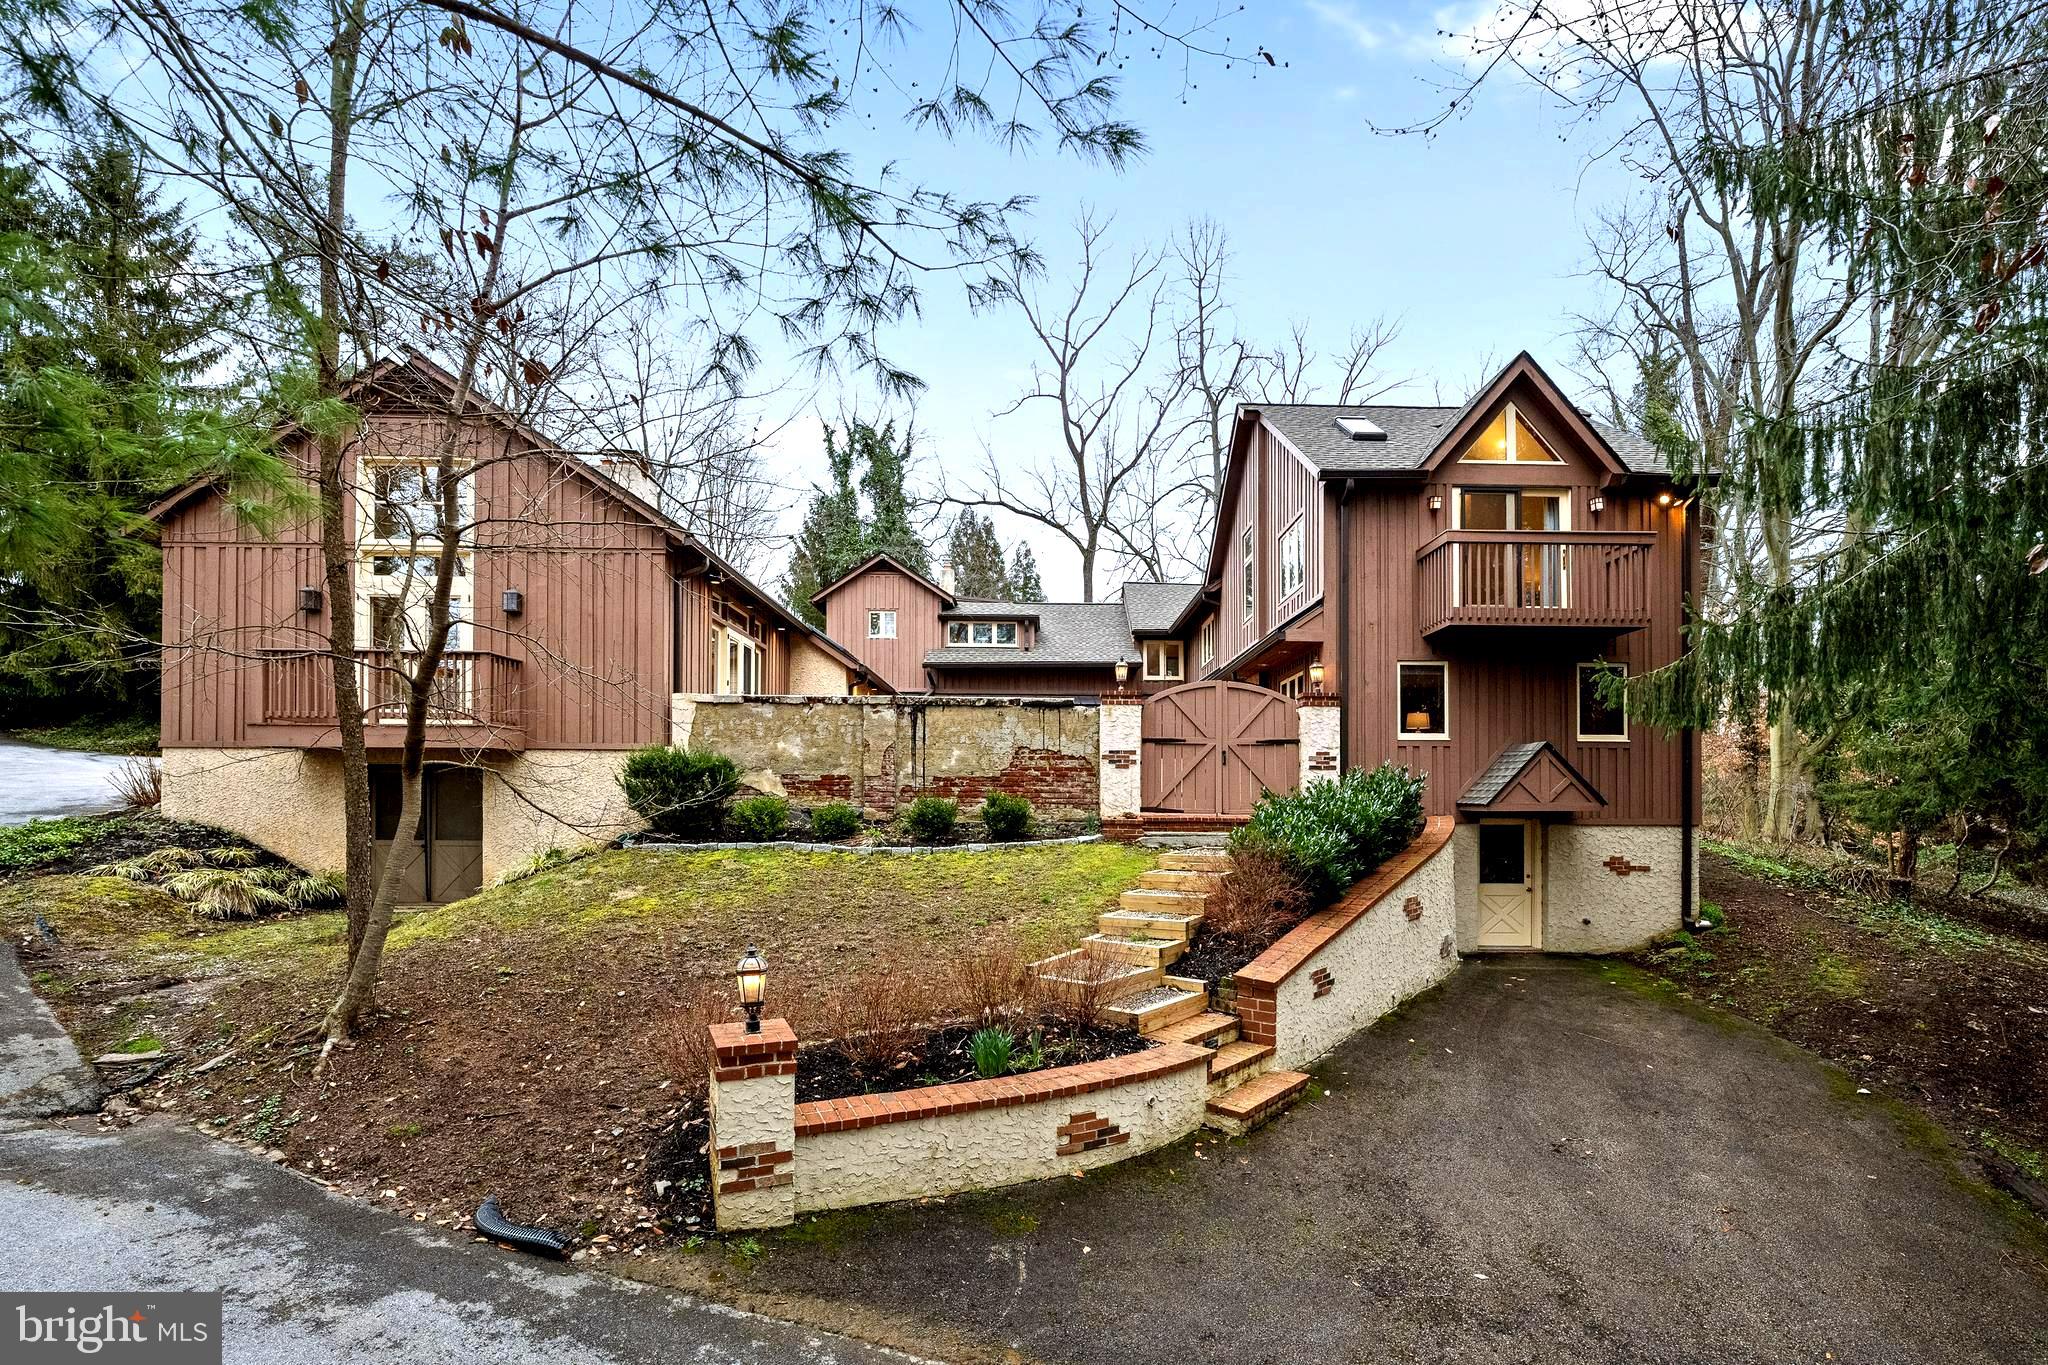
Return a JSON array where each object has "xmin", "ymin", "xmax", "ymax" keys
[{"xmin": 1456, "ymin": 403, "xmax": 1563, "ymax": 464}]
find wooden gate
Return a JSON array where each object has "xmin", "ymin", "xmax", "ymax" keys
[{"xmin": 1141, "ymin": 681, "xmax": 1299, "ymax": 816}]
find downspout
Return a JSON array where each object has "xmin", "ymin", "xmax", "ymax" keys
[
  {"xmin": 1679, "ymin": 490, "xmax": 1698, "ymax": 930},
  {"xmin": 1336, "ymin": 479, "xmax": 1356, "ymax": 774}
]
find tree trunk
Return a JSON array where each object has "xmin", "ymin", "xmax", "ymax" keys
[
  {"xmin": 1763, "ymin": 712, "xmax": 1807, "ymax": 843},
  {"xmin": 323, "ymin": 759, "xmax": 422, "ymax": 1039}
]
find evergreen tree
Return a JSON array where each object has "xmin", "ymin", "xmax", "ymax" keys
[
  {"xmin": 946, "ymin": 511, "xmax": 1011, "ymax": 599},
  {"xmin": 783, "ymin": 425, "xmax": 867, "ymax": 628},
  {"xmin": 1007, "ymin": 542, "xmax": 1044, "ymax": 602},
  {"xmin": 855, "ymin": 419, "xmax": 928, "ymax": 574}
]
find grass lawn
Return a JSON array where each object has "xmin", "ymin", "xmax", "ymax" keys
[{"xmin": 1, "ymin": 825, "xmax": 1156, "ymax": 1248}]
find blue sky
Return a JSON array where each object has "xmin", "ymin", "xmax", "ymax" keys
[{"xmin": 755, "ymin": 0, "xmax": 1637, "ymax": 599}]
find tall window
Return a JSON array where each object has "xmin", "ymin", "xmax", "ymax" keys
[
  {"xmin": 1397, "ymin": 662, "xmax": 1448, "ymax": 740},
  {"xmin": 1577, "ymin": 662, "xmax": 1628, "ymax": 741},
  {"xmin": 1456, "ymin": 403, "xmax": 1564, "ymax": 464},
  {"xmin": 722, "ymin": 629, "xmax": 763, "ymax": 695},
  {"xmin": 867, "ymin": 609, "xmax": 896, "ymax": 639},
  {"xmin": 363, "ymin": 460, "xmax": 471, "ymax": 544},
  {"xmin": 1143, "ymin": 640, "xmax": 1184, "ymax": 682},
  {"xmin": 1240, "ymin": 527, "xmax": 1254, "ymax": 622},
  {"xmin": 1278, "ymin": 516, "xmax": 1305, "ymax": 597},
  {"xmin": 1199, "ymin": 618, "xmax": 1215, "ymax": 665}
]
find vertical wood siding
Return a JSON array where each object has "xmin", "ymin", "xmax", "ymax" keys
[{"xmin": 819, "ymin": 567, "xmax": 948, "ymax": 692}]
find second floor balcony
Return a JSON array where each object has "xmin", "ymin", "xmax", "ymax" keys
[
  {"xmin": 1416, "ymin": 531, "xmax": 1656, "ymax": 637},
  {"xmin": 256, "ymin": 648, "xmax": 526, "ymax": 748}
]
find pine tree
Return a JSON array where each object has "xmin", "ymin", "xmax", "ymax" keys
[
  {"xmin": 1007, "ymin": 542, "xmax": 1044, "ymax": 602},
  {"xmin": 783, "ymin": 426, "xmax": 867, "ymax": 628},
  {"xmin": 946, "ymin": 512, "xmax": 1011, "ymax": 599},
  {"xmin": 856, "ymin": 420, "xmax": 928, "ymax": 574}
]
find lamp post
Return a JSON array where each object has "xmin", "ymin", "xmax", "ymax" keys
[{"xmin": 735, "ymin": 946, "xmax": 767, "ymax": 1033}]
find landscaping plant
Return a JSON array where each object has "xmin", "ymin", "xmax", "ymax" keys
[
  {"xmin": 1207, "ymin": 830, "xmax": 1311, "ymax": 946},
  {"xmin": 618, "ymin": 746, "xmax": 740, "ymax": 838},
  {"xmin": 1236, "ymin": 763, "xmax": 1426, "ymax": 906},
  {"xmin": 979, "ymin": 792, "xmax": 1033, "ymax": 841},
  {"xmin": 728, "ymin": 795, "xmax": 790, "ymax": 842},
  {"xmin": 808, "ymin": 801, "xmax": 862, "ymax": 841},
  {"xmin": 969, "ymin": 1026, "xmax": 1015, "ymax": 1078},
  {"xmin": 902, "ymin": 795, "xmax": 959, "ymax": 844}
]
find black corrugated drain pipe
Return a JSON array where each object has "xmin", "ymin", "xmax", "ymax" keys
[{"xmin": 475, "ymin": 1196, "xmax": 572, "ymax": 1258}]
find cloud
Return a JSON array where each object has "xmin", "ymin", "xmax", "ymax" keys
[{"xmin": 1304, "ymin": 0, "xmax": 1386, "ymax": 52}]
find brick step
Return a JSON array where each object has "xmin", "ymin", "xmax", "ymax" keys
[
  {"xmin": 1082, "ymin": 933, "xmax": 1184, "ymax": 970},
  {"xmin": 1207, "ymin": 1040, "xmax": 1273, "ymax": 1089},
  {"xmin": 1104, "ymin": 985, "xmax": 1209, "ymax": 1033},
  {"xmin": 1096, "ymin": 908, "xmax": 1202, "ymax": 942},
  {"xmin": 1147, "ymin": 1010, "xmax": 1240, "ymax": 1048},
  {"xmin": 1028, "ymin": 950, "xmax": 1160, "ymax": 1004},
  {"xmin": 1137, "ymin": 869, "xmax": 1225, "ymax": 893},
  {"xmin": 1203, "ymin": 1070, "xmax": 1312, "ymax": 1136},
  {"xmin": 1155, "ymin": 851, "xmax": 1234, "ymax": 873},
  {"xmin": 1118, "ymin": 887, "xmax": 1211, "ymax": 916}
]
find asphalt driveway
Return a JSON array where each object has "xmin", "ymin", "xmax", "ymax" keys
[{"xmin": 719, "ymin": 957, "xmax": 2048, "ymax": 1365}]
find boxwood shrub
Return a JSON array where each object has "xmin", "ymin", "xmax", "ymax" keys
[
  {"xmin": 1232, "ymin": 762, "xmax": 1426, "ymax": 906},
  {"xmin": 979, "ymin": 792, "xmax": 1033, "ymax": 841},
  {"xmin": 902, "ymin": 795, "xmax": 959, "ymax": 843},
  {"xmin": 618, "ymin": 745, "xmax": 739, "ymax": 838},
  {"xmin": 728, "ymin": 795, "xmax": 790, "ymax": 842},
  {"xmin": 808, "ymin": 801, "xmax": 862, "ymax": 841}
]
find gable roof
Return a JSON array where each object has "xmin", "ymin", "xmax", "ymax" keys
[
  {"xmin": 924, "ymin": 601, "xmax": 1143, "ymax": 669},
  {"xmin": 1120, "ymin": 581, "xmax": 1203, "ymax": 634},
  {"xmin": 811, "ymin": 551, "xmax": 956, "ymax": 608},
  {"xmin": 1457, "ymin": 741, "xmax": 1606, "ymax": 812}
]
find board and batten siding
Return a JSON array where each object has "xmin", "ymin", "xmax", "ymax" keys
[{"xmin": 819, "ymin": 567, "xmax": 947, "ymax": 692}]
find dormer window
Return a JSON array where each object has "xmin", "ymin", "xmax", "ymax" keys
[
  {"xmin": 946, "ymin": 620, "xmax": 1018, "ymax": 647},
  {"xmin": 1457, "ymin": 404, "xmax": 1563, "ymax": 464}
]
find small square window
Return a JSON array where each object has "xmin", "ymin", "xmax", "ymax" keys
[
  {"xmin": 995, "ymin": 622, "xmax": 1018, "ymax": 645},
  {"xmin": 1577, "ymin": 662, "xmax": 1628, "ymax": 741},
  {"xmin": 1144, "ymin": 640, "xmax": 1184, "ymax": 682},
  {"xmin": 970, "ymin": 622, "xmax": 993, "ymax": 644},
  {"xmin": 946, "ymin": 622, "xmax": 968, "ymax": 644},
  {"xmin": 868, "ymin": 610, "xmax": 896, "ymax": 639},
  {"xmin": 1397, "ymin": 662, "xmax": 1448, "ymax": 739}
]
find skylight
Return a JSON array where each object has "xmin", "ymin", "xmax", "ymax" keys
[{"xmin": 1334, "ymin": 416, "xmax": 1386, "ymax": 441}]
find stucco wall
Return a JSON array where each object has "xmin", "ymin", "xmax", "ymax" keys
[
  {"xmin": 160, "ymin": 748, "xmax": 347, "ymax": 873},
  {"xmin": 1099, "ymin": 699, "xmax": 1142, "ymax": 819},
  {"xmin": 678, "ymin": 694, "xmax": 1101, "ymax": 818},
  {"xmin": 1541, "ymin": 823, "xmax": 1689, "ymax": 952},
  {"xmin": 481, "ymin": 749, "xmax": 642, "ymax": 882},
  {"xmin": 785, "ymin": 634, "xmax": 853, "ymax": 696},
  {"xmin": 791, "ymin": 1050, "xmax": 1209, "ymax": 1214}
]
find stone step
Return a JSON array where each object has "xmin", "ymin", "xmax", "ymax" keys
[
  {"xmin": 1203, "ymin": 1070, "xmax": 1312, "ymax": 1136},
  {"xmin": 1028, "ymin": 950, "xmax": 1160, "ymax": 1004},
  {"xmin": 1096, "ymin": 908, "xmax": 1202, "ymax": 942},
  {"xmin": 1207, "ymin": 1040, "xmax": 1274, "ymax": 1089},
  {"xmin": 1156, "ymin": 850, "xmax": 1233, "ymax": 873},
  {"xmin": 1118, "ymin": 887, "xmax": 1211, "ymax": 916},
  {"xmin": 1104, "ymin": 986, "xmax": 1209, "ymax": 1034},
  {"xmin": 1148, "ymin": 1010, "xmax": 1240, "ymax": 1048},
  {"xmin": 1137, "ymin": 869, "xmax": 1226, "ymax": 893},
  {"xmin": 1082, "ymin": 933, "xmax": 1184, "ymax": 970}
]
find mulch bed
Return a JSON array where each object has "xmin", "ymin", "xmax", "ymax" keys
[
  {"xmin": 1634, "ymin": 851, "xmax": 2048, "ymax": 1165},
  {"xmin": 1168, "ymin": 932, "xmax": 1283, "ymax": 986},
  {"xmin": 26, "ymin": 812, "xmax": 278, "ymax": 876},
  {"xmin": 793, "ymin": 1019, "xmax": 1149, "ymax": 1103}
]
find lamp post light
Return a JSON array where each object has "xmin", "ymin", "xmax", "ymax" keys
[
  {"xmin": 1308, "ymin": 661, "xmax": 1325, "ymax": 694},
  {"xmin": 735, "ymin": 946, "xmax": 767, "ymax": 1033},
  {"xmin": 1114, "ymin": 659, "xmax": 1131, "ymax": 688}
]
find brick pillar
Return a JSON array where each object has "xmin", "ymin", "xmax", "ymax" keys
[
  {"xmin": 707, "ymin": 1019, "xmax": 798, "ymax": 1230},
  {"xmin": 1298, "ymin": 693, "xmax": 1342, "ymax": 789},
  {"xmin": 1099, "ymin": 691, "xmax": 1143, "ymax": 824}
]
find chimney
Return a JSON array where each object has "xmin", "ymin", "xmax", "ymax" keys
[
  {"xmin": 596, "ymin": 453, "xmax": 660, "ymax": 508},
  {"xmin": 936, "ymin": 559, "xmax": 957, "ymax": 594}
]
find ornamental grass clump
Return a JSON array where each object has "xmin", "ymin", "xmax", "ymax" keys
[{"xmin": 1235, "ymin": 762, "xmax": 1426, "ymax": 906}]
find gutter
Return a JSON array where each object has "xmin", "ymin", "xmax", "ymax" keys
[
  {"xmin": 1337, "ymin": 478, "xmax": 1355, "ymax": 774},
  {"xmin": 1680, "ymin": 489, "xmax": 1698, "ymax": 930}
]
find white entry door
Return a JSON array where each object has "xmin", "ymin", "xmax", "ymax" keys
[{"xmin": 1476, "ymin": 820, "xmax": 1539, "ymax": 948}]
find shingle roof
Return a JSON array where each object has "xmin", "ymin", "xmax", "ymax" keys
[
  {"xmin": 1458, "ymin": 742, "xmax": 1552, "ymax": 806},
  {"xmin": 1456, "ymin": 741, "xmax": 1605, "ymax": 810},
  {"xmin": 1120, "ymin": 581, "xmax": 1203, "ymax": 634},
  {"xmin": 924, "ymin": 591, "xmax": 1204, "ymax": 669},
  {"xmin": 939, "ymin": 599, "xmax": 1043, "ymax": 621},
  {"xmin": 1255, "ymin": 404, "xmax": 1670, "ymax": 477}
]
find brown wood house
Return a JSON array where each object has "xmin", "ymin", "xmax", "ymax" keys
[{"xmin": 152, "ymin": 353, "xmax": 878, "ymax": 900}]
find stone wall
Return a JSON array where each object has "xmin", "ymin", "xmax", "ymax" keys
[
  {"xmin": 674, "ymin": 694, "xmax": 1100, "ymax": 819},
  {"xmin": 160, "ymin": 748, "xmax": 348, "ymax": 874}
]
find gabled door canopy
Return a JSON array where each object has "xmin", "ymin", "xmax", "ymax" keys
[{"xmin": 1458, "ymin": 741, "xmax": 1606, "ymax": 814}]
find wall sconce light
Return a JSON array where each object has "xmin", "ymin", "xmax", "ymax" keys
[
  {"xmin": 1427, "ymin": 493, "xmax": 1444, "ymax": 513},
  {"xmin": 1114, "ymin": 659, "xmax": 1131, "ymax": 686},
  {"xmin": 1308, "ymin": 661, "xmax": 1325, "ymax": 692},
  {"xmin": 1587, "ymin": 495, "xmax": 1605, "ymax": 514},
  {"xmin": 1657, "ymin": 490, "xmax": 1675, "ymax": 507},
  {"xmin": 735, "ymin": 946, "xmax": 767, "ymax": 1033},
  {"xmin": 298, "ymin": 586, "xmax": 323, "ymax": 615},
  {"xmin": 501, "ymin": 589, "xmax": 524, "ymax": 616}
]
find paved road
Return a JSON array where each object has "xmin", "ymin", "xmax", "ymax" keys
[
  {"xmin": 0, "ymin": 1117, "xmax": 922, "ymax": 1365},
  {"xmin": 0, "ymin": 734, "xmax": 131, "ymax": 824},
  {"xmin": 730, "ymin": 958, "xmax": 2048, "ymax": 1365}
]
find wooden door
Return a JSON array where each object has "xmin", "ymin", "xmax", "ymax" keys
[
  {"xmin": 1141, "ymin": 682, "xmax": 1298, "ymax": 817},
  {"xmin": 1476, "ymin": 819, "xmax": 1538, "ymax": 948}
]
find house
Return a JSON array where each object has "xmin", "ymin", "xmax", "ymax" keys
[
  {"xmin": 813, "ymin": 552, "xmax": 1202, "ymax": 697},
  {"xmin": 152, "ymin": 353, "xmax": 880, "ymax": 901},
  {"xmin": 1123, "ymin": 351, "xmax": 1701, "ymax": 953}
]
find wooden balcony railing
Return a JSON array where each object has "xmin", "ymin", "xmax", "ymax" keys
[
  {"xmin": 260, "ymin": 649, "xmax": 524, "ymax": 733},
  {"xmin": 1416, "ymin": 531, "xmax": 1656, "ymax": 635}
]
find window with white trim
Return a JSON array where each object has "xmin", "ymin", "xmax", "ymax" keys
[
  {"xmin": 1577, "ymin": 662, "xmax": 1628, "ymax": 741},
  {"xmin": 945, "ymin": 620, "xmax": 1019, "ymax": 646},
  {"xmin": 1199, "ymin": 618, "xmax": 1215, "ymax": 665},
  {"xmin": 721, "ymin": 628, "xmax": 763, "ymax": 695},
  {"xmin": 1143, "ymin": 639, "xmax": 1184, "ymax": 682},
  {"xmin": 867, "ymin": 609, "xmax": 896, "ymax": 639},
  {"xmin": 1278, "ymin": 515, "xmax": 1305, "ymax": 598},
  {"xmin": 1397, "ymin": 661, "xmax": 1449, "ymax": 740},
  {"xmin": 1276, "ymin": 670, "xmax": 1305, "ymax": 700},
  {"xmin": 1240, "ymin": 527, "xmax": 1254, "ymax": 622}
]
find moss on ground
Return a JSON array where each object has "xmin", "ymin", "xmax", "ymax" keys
[{"xmin": 16, "ymin": 713, "xmax": 159, "ymax": 755}]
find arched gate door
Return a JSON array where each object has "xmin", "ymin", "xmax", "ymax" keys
[{"xmin": 1140, "ymin": 681, "xmax": 1298, "ymax": 816}]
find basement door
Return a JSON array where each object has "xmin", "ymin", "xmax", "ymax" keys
[
  {"xmin": 369, "ymin": 765, "xmax": 484, "ymax": 904},
  {"xmin": 1476, "ymin": 819, "xmax": 1540, "ymax": 949}
]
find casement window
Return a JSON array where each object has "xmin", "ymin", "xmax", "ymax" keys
[
  {"xmin": 1577, "ymin": 662, "xmax": 1628, "ymax": 741},
  {"xmin": 1143, "ymin": 639, "xmax": 1184, "ymax": 682},
  {"xmin": 1278, "ymin": 516, "xmax": 1305, "ymax": 598},
  {"xmin": 363, "ymin": 460, "xmax": 471, "ymax": 545},
  {"xmin": 1455, "ymin": 403, "xmax": 1564, "ymax": 464},
  {"xmin": 1276, "ymin": 670, "xmax": 1305, "ymax": 700},
  {"xmin": 945, "ymin": 621, "xmax": 1019, "ymax": 646},
  {"xmin": 721, "ymin": 628, "xmax": 763, "ymax": 695},
  {"xmin": 1199, "ymin": 619, "xmax": 1215, "ymax": 665},
  {"xmin": 867, "ymin": 609, "xmax": 897, "ymax": 639},
  {"xmin": 1397, "ymin": 661, "xmax": 1449, "ymax": 740},
  {"xmin": 1240, "ymin": 527, "xmax": 1255, "ymax": 623}
]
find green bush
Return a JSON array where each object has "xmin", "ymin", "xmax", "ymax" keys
[
  {"xmin": 728, "ymin": 795, "xmax": 790, "ymax": 842},
  {"xmin": 1234, "ymin": 762, "xmax": 1426, "ymax": 906},
  {"xmin": 809, "ymin": 801, "xmax": 862, "ymax": 841},
  {"xmin": 902, "ymin": 795, "xmax": 959, "ymax": 843},
  {"xmin": 979, "ymin": 792, "xmax": 1033, "ymax": 841},
  {"xmin": 969, "ymin": 1027, "xmax": 1015, "ymax": 1078},
  {"xmin": 618, "ymin": 745, "xmax": 739, "ymax": 838}
]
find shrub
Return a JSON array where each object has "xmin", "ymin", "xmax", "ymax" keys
[
  {"xmin": 654, "ymin": 982, "xmax": 739, "ymax": 1093},
  {"xmin": 1236, "ymin": 762, "xmax": 1426, "ymax": 906},
  {"xmin": 618, "ymin": 745, "xmax": 739, "ymax": 838},
  {"xmin": 969, "ymin": 1027, "xmax": 1015, "ymax": 1078},
  {"xmin": 1207, "ymin": 830, "xmax": 1310, "ymax": 946},
  {"xmin": 728, "ymin": 795, "xmax": 790, "ymax": 842},
  {"xmin": 979, "ymin": 792, "xmax": 1033, "ymax": 841},
  {"xmin": 947, "ymin": 934, "xmax": 1036, "ymax": 1025},
  {"xmin": 811, "ymin": 967, "xmax": 928, "ymax": 1072},
  {"xmin": 902, "ymin": 795, "xmax": 959, "ymax": 843},
  {"xmin": 809, "ymin": 801, "xmax": 862, "ymax": 841}
]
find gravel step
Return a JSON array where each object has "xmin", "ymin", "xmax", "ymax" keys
[
  {"xmin": 1104, "ymin": 986, "xmax": 1208, "ymax": 1033},
  {"xmin": 1148, "ymin": 1010, "xmax": 1240, "ymax": 1047}
]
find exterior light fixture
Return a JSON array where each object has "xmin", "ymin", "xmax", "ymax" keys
[
  {"xmin": 298, "ymin": 586, "xmax": 323, "ymax": 614},
  {"xmin": 1308, "ymin": 661, "xmax": 1325, "ymax": 692},
  {"xmin": 1587, "ymin": 495, "xmax": 1605, "ymax": 515},
  {"xmin": 1657, "ymin": 490, "xmax": 1675, "ymax": 507},
  {"xmin": 735, "ymin": 946, "xmax": 767, "ymax": 1033},
  {"xmin": 1427, "ymin": 493, "xmax": 1444, "ymax": 513},
  {"xmin": 501, "ymin": 589, "xmax": 524, "ymax": 616},
  {"xmin": 1115, "ymin": 659, "xmax": 1131, "ymax": 686}
]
